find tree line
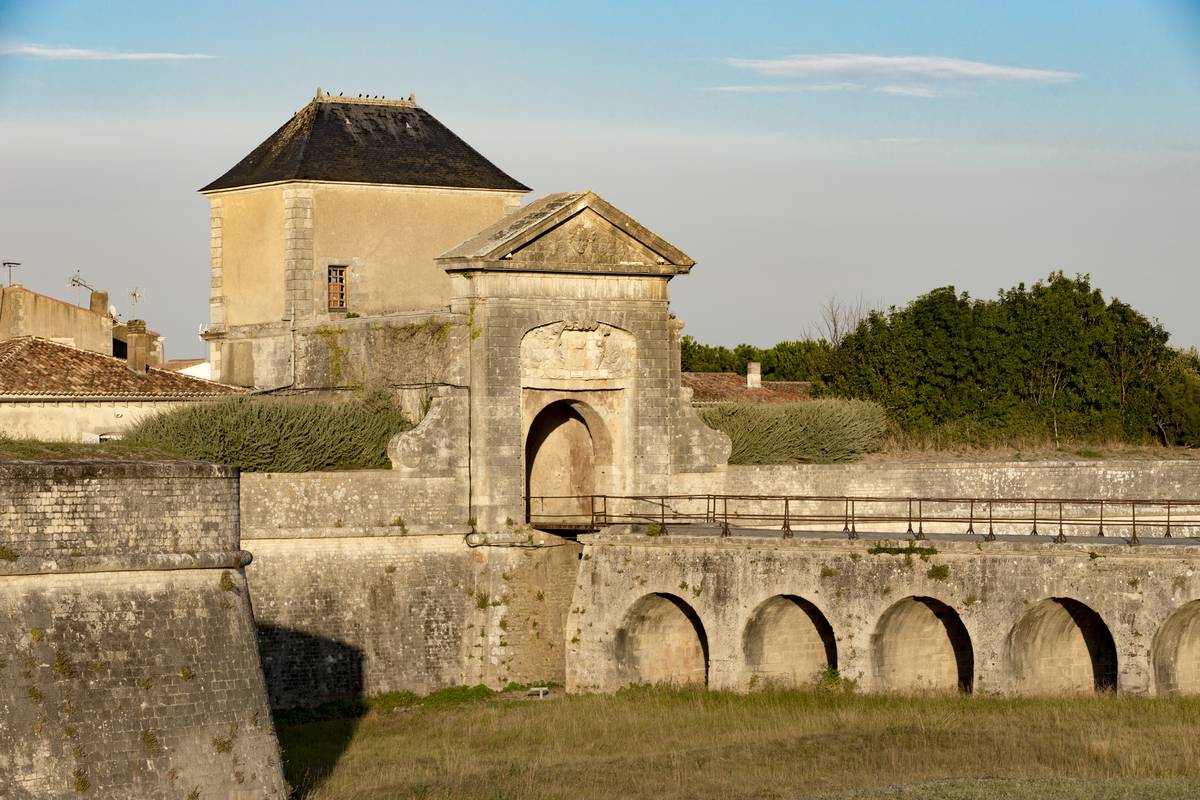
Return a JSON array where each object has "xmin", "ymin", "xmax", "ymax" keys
[{"xmin": 681, "ymin": 273, "xmax": 1200, "ymax": 446}]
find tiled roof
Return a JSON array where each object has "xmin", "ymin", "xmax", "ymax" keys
[
  {"xmin": 162, "ymin": 358, "xmax": 206, "ymax": 372},
  {"xmin": 201, "ymin": 95, "xmax": 529, "ymax": 193},
  {"xmin": 0, "ymin": 338, "xmax": 245, "ymax": 399},
  {"xmin": 681, "ymin": 372, "xmax": 812, "ymax": 404}
]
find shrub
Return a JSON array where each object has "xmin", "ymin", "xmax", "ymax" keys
[
  {"xmin": 698, "ymin": 400, "xmax": 886, "ymax": 464},
  {"xmin": 123, "ymin": 388, "xmax": 412, "ymax": 472}
]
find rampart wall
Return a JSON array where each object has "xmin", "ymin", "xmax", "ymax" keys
[
  {"xmin": 241, "ymin": 470, "xmax": 578, "ymax": 708},
  {"xmin": 0, "ymin": 461, "xmax": 285, "ymax": 799}
]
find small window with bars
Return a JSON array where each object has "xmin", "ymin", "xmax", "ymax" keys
[{"xmin": 327, "ymin": 265, "xmax": 347, "ymax": 311}]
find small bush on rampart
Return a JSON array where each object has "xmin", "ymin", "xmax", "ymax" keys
[
  {"xmin": 123, "ymin": 388, "xmax": 411, "ymax": 472},
  {"xmin": 698, "ymin": 400, "xmax": 885, "ymax": 464}
]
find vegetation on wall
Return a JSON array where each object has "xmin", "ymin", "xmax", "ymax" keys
[
  {"xmin": 123, "ymin": 388, "xmax": 412, "ymax": 472},
  {"xmin": 698, "ymin": 400, "xmax": 886, "ymax": 464},
  {"xmin": 684, "ymin": 273, "xmax": 1200, "ymax": 448}
]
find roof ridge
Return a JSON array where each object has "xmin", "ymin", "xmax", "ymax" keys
[{"xmin": 0, "ymin": 336, "xmax": 32, "ymax": 371}]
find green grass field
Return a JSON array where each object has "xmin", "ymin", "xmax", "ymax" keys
[{"xmin": 275, "ymin": 686, "xmax": 1200, "ymax": 800}]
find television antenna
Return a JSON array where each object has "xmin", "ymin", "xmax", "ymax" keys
[
  {"xmin": 129, "ymin": 286, "xmax": 144, "ymax": 318},
  {"xmin": 70, "ymin": 270, "xmax": 96, "ymax": 305},
  {"xmin": 2, "ymin": 261, "xmax": 20, "ymax": 286}
]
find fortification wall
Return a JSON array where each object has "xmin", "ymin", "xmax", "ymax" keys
[
  {"xmin": 675, "ymin": 460, "xmax": 1200, "ymax": 499},
  {"xmin": 244, "ymin": 533, "xmax": 580, "ymax": 707},
  {"xmin": 0, "ymin": 461, "xmax": 285, "ymax": 799},
  {"xmin": 241, "ymin": 469, "xmax": 579, "ymax": 708},
  {"xmin": 568, "ymin": 528, "xmax": 1200, "ymax": 698}
]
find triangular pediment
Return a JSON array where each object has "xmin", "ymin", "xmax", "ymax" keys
[
  {"xmin": 437, "ymin": 191, "xmax": 694, "ymax": 275},
  {"xmin": 508, "ymin": 208, "xmax": 666, "ymax": 268}
]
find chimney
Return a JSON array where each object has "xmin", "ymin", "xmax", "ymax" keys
[
  {"xmin": 747, "ymin": 362, "xmax": 762, "ymax": 389},
  {"xmin": 89, "ymin": 290, "xmax": 109, "ymax": 316},
  {"xmin": 125, "ymin": 319, "xmax": 151, "ymax": 374}
]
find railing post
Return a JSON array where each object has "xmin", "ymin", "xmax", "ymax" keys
[
  {"xmin": 1130, "ymin": 502, "xmax": 1139, "ymax": 546},
  {"xmin": 966, "ymin": 500, "xmax": 975, "ymax": 535},
  {"xmin": 985, "ymin": 500, "xmax": 995, "ymax": 542},
  {"xmin": 1098, "ymin": 500, "xmax": 1104, "ymax": 537},
  {"xmin": 722, "ymin": 497, "xmax": 731, "ymax": 538},
  {"xmin": 847, "ymin": 499, "xmax": 858, "ymax": 540},
  {"xmin": 603, "ymin": 495, "xmax": 609, "ymax": 526},
  {"xmin": 1031, "ymin": 501, "xmax": 1038, "ymax": 536},
  {"xmin": 906, "ymin": 499, "xmax": 913, "ymax": 535},
  {"xmin": 661, "ymin": 496, "xmax": 669, "ymax": 537},
  {"xmin": 781, "ymin": 497, "xmax": 792, "ymax": 539},
  {"xmin": 843, "ymin": 498, "xmax": 850, "ymax": 533},
  {"xmin": 1054, "ymin": 502, "xmax": 1066, "ymax": 543},
  {"xmin": 916, "ymin": 500, "xmax": 925, "ymax": 540},
  {"xmin": 1166, "ymin": 501, "xmax": 1172, "ymax": 538},
  {"xmin": 590, "ymin": 495, "xmax": 596, "ymax": 531}
]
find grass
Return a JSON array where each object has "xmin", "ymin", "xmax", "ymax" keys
[
  {"xmin": 0, "ymin": 435, "xmax": 185, "ymax": 462},
  {"xmin": 276, "ymin": 686, "xmax": 1200, "ymax": 800}
]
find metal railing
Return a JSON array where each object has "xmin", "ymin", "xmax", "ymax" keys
[{"xmin": 526, "ymin": 494, "xmax": 1200, "ymax": 544}]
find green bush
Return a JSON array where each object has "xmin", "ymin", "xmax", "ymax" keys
[
  {"xmin": 123, "ymin": 388, "xmax": 412, "ymax": 472},
  {"xmin": 698, "ymin": 400, "xmax": 886, "ymax": 464}
]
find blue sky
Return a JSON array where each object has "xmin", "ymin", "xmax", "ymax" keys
[{"xmin": 1, "ymin": 0, "xmax": 1198, "ymax": 357}]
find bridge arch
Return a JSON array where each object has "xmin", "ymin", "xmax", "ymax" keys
[
  {"xmin": 614, "ymin": 593, "xmax": 708, "ymax": 687},
  {"xmin": 1153, "ymin": 600, "xmax": 1200, "ymax": 696},
  {"xmin": 742, "ymin": 595, "xmax": 837, "ymax": 689},
  {"xmin": 872, "ymin": 596, "xmax": 973, "ymax": 693},
  {"xmin": 1008, "ymin": 597, "xmax": 1117, "ymax": 694}
]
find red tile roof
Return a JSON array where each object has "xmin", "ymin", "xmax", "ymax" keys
[
  {"xmin": 681, "ymin": 372, "xmax": 812, "ymax": 404},
  {"xmin": 0, "ymin": 337, "xmax": 244, "ymax": 399}
]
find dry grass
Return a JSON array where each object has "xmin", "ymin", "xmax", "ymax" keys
[
  {"xmin": 0, "ymin": 436, "xmax": 186, "ymax": 462},
  {"xmin": 277, "ymin": 687, "xmax": 1200, "ymax": 800}
]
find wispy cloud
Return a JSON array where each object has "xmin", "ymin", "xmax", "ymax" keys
[
  {"xmin": 727, "ymin": 54, "xmax": 1077, "ymax": 83},
  {"xmin": 1, "ymin": 43, "xmax": 214, "ymax": 61},
  {"xmin": 702, "ymin": 82, "xmax": 862, "ymax": 94},
  {"xmin": 879, "ymin": 85, "xmax": 944, "ymax": 98}
]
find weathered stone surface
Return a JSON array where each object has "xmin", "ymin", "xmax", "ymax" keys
[
  {"xmin": 0, "ymin": 461, "xmax": 285, "ymax": 799},
  {"xmin": 243, "ymin": 530, "xmax": 580, "ymax": 708},
  {"xmin": 567, "ymin": 528, "xmax": 1200, "ymax": 698}
]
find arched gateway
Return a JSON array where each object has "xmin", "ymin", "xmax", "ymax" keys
[{"xmin": 525, "ymin": 400, "xmax": 596, "ymax": 525}]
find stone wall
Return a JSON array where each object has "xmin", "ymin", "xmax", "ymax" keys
[
  {"xmin": 0, "ymin": 461, "xmax": 285, "ymax": 799},
  {"xmin": 241, "ymin": 469, "xmax": 579, "ymax": 708},
  {"xmin": 243, "ymin": 531, "xmax": 581, "ymax": 707},
  {"xmin": 568, "ymin": 527, "xmax": 1200, "ymax": 698},
  {"xmin": 0, "ymin": 399, "xmax": 194, "ymax": 443},
  {"xmin": 704, "ymin": 460, "xmax": 1200, "ymax": 499}
]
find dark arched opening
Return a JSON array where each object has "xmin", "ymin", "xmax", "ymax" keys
[{"xmin": 872, "ymin": 596, "xmax": 974, "ymax": 693}]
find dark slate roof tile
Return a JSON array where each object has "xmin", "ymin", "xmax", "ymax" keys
[{"xmin": 202, "ymin": 96, "xmax": 529, "ymax": 193}]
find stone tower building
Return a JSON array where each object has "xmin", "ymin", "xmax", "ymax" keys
[
  {"xmin": 200, "ymin": 89, "xmax": 529, "ymax": 389},
  {"xmin": 206, "ymin": 92, "xmax": 729, "ymax": 530}
]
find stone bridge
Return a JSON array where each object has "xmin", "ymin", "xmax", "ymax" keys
[{"xmin": 566, "ymin": 525, "xmax": 1200, "ymax": 697}]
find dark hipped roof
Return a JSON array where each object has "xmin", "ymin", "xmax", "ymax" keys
[
  {"xmin": 201, "ymin": 94, "xmax": 529, "ymax": 193},
  {"xmin": 0, "ymin": 337, "xmax": 244, "ymax": 399}
]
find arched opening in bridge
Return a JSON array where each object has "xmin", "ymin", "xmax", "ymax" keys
[
  {"xmin": 1008, "ymin": 597, "xmax": 1117, "ymax": 694},
  {"xmin": 872, "ymin": 596, "xmax": 973, "ymax": 693},
  {"xmin": 525, "ymin": 400, "xmax": 595, "ymax": 526},
  {"xmin": 743, "ymin": 595, "xmax": 837, "ymax": 689},
  {"xmin": 615, "ymin": 593, "xmax": 708, "ymax": 687},
  {"xmin": 1153, "ymin": 600, "xmax": 1200, "ymax": 696}
]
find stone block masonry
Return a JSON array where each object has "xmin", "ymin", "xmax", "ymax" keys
[
  {"xmin": 243, "ymin": 528, "xmax": 581, "ymax": 708},
  {"xmin": 0, "ymin": 461, "xmax": 285, "ymax": 799},
  {"xmin": 568, "ymin": 527, "xmax": 1200, "ymax": 698}
]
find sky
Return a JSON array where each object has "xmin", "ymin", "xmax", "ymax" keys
[{"xmin": 1, "ymin": 0, "xmax": 1198, "ymax": 358}]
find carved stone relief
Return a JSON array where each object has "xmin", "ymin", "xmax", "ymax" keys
[{"xmin": 521, "ymin": 321, "xmax": 636, "ymax": 382}]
